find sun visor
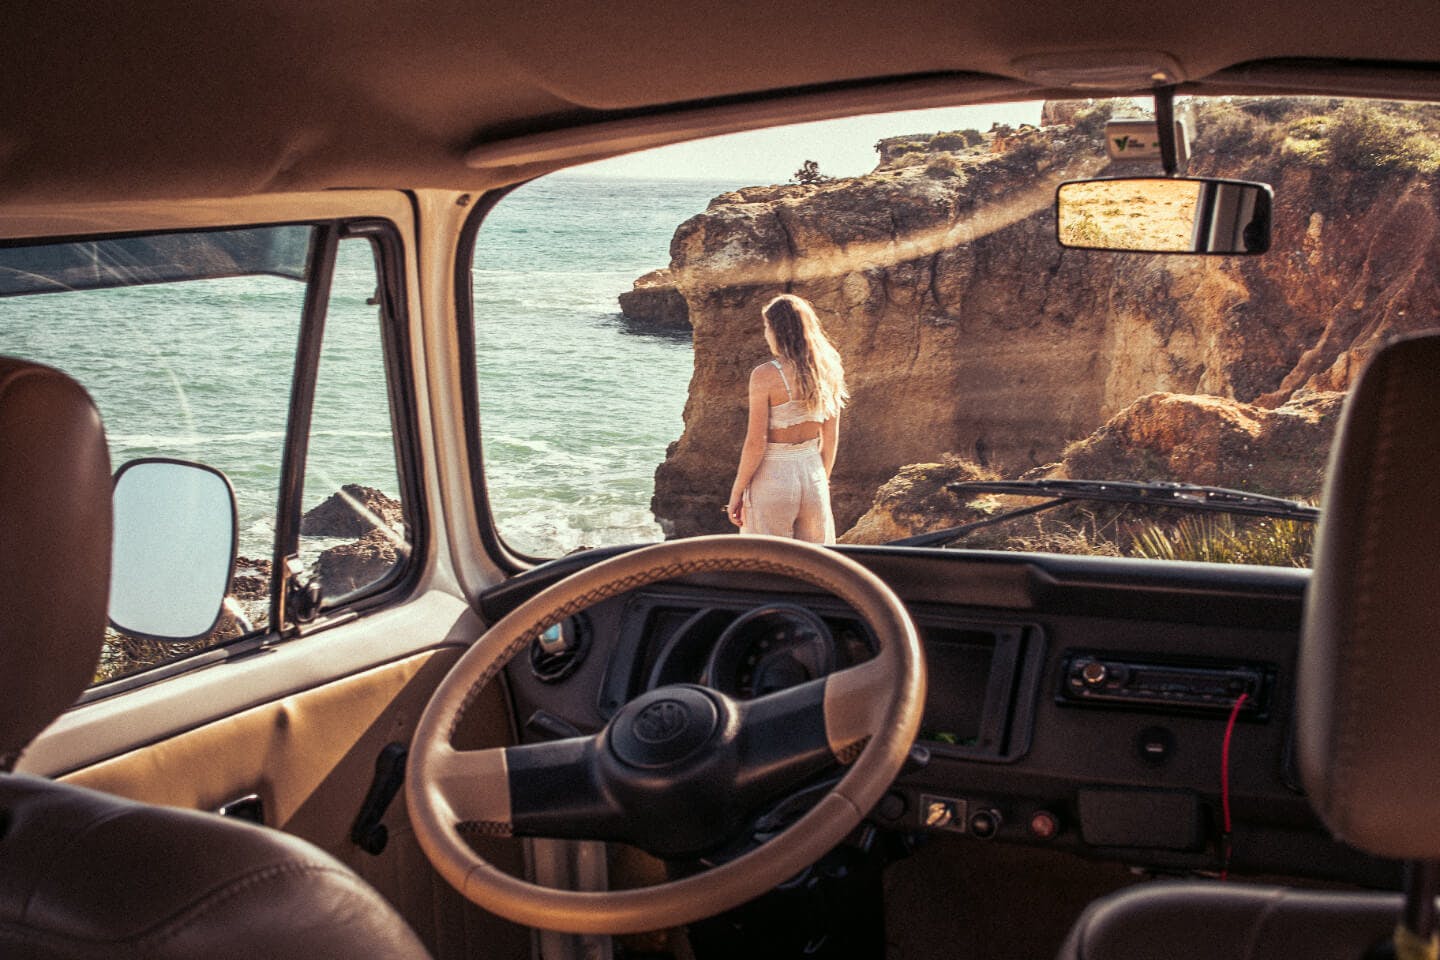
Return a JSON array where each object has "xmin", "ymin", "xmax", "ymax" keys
[{"xmin": 0, "ymin": 225, "xmax": 312, "ymax": 297}]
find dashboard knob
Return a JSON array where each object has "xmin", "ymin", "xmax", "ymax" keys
[
  {"xmin": 1080, "ymin": 661, "xmax": 1108, "ymax": 685},
  {"xmin": 969, "ymin": 809, "xmax": 1002, "ymax": 839}
]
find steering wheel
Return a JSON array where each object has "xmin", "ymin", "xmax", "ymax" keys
[{"xmin": 406, "ymin": 534, "xmax": 925, "ymax": 934}]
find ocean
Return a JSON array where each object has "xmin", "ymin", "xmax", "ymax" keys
[
  {"xmin": 475, "ymin": 175, "xmax": 745, "ymax": 556},
  {"xmin": 0, "ymin": 176, "xmax": 745, "ymax": 561}
]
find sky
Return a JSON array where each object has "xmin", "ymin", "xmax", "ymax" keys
[{"xmin": 574, "ymin": 101, "xmax": 1045, "ymax": 184}]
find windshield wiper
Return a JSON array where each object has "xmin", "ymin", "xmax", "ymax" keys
[{"xmin": 888, "ymin": 479, "xmax": 1319, "ymax": 548}]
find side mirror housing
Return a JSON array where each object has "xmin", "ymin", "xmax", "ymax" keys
[
  {"xmin": 1056, "ymin": 177, "xmax": 1272, "ymax": 254},
  {"xmin": 109, "ymin": 458, "xmax": 238, "ymax": 641}
]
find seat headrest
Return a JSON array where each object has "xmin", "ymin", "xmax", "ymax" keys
[
  {"xmin": 0, "ymin": 358, "xmax": 111, "ymax": 771},
  {"xmin": 1299, "ymin": 331, "xmax": 1440, "ymax": 859}
]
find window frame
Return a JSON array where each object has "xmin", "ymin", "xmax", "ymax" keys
[{"xmin": 456, "ymin": 184, "xmax": 538, "ymax": 577}]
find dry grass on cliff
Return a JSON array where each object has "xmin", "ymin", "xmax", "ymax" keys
[
  {"xmin": 967, "ymin": 512, "xmax": 1125, "ymax": 558},
  {"xmin": 1129, "ymin": 515, "xmax": 1313, "ymax": 567},
  {"xmin": 963, "ymin": 504, "xmax": 1314, "ymax": 567}
]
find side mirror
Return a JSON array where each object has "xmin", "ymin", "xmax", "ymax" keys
[
  {"xmin": 109, "ymin": 458, "xmax": 238, "ymax": 641},
  {"xmin": 1056, "ymin": 177, "xmax": 1272, "ymax": 254}
]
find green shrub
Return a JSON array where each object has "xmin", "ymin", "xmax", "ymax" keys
[
  {"xmin": 1129, "ymin": 515, "xmax": 1313, "ymax": 567},
  {"xmin": 924, "ymin": 154, "xmax": 967, "ymax": 180},
  {"xmin": 1280, "ymin": 115, "xmax": 1333, "ymax": 166},
  {"xmin": 1325, "ymin": 103, "xmax": 1440, "ymax": 174},
  {"xmin": 792, "ymin": 159, "xmax": 829, "ymax": 185},
  {"xmin": 1196, "ymin": 101, "xmax": 1268, "ymax": 154},
  {"xmin": 960, "ymin": 128, "xmax": 984, "ymax": 148},
  {"xmin": 997, "ymin": 137, "xmax": 1047, "ymax": 171},
  {"xmin": 1072, "ymin": 101, "xmax": 1115, "ymax": 140},
  {"xmin": 1235, "ymin": 96, "xmax": 1310, "ymax": 122},
  {"xmin": 929, "ymin": 132, "xmax": 968, "ymax": 152}
]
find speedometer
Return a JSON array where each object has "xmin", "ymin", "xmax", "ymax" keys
[{"xmin": 700, "ymin": 604, "xmax": 836, "ymax": 698}]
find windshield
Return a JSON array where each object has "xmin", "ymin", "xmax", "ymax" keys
[{"xmin": 471, "ymin": 96, "xmax": 1440, "ymax": 566}]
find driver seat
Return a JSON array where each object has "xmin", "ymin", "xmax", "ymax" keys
[
  {"xmin": 1058, "ymin": 331, "xmax": 1440, "ymax": 959},
  {"xmin": 0, "ymin": 358, "xmax": 433, "ymax": 960}
]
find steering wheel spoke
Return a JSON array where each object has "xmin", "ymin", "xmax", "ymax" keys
[
  {"xmin": 733, "ymin": 676, "xmax": 838, "ymax": 804},
  {"xmin": 506, "ymin": 736, "xmax": 625, "ymax": 840},
  {"xmin": 822, "ymin": 655, "xmax": 895, "ymax": 763},
  {"xmin": 426, "ymin": 745, "xmax": 514, "ymax": 828}
]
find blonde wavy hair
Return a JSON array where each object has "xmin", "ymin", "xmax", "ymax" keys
[{"xmin": 762, "ymin": 294, "xmax": 849, "ymax": 419}]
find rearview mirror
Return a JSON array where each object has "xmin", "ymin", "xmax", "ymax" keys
[
  {"xmin": 109, "ymin": 458, "xmax": 237, "ymax": 641},
  {"xmin": 1056, "ymin": 177, "xmax": 1272, "ymax": 254}
]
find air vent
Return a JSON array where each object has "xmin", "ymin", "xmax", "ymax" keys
[{"xmin": 529, "ymin": 614, "xmax": 590, "ymax": 683}]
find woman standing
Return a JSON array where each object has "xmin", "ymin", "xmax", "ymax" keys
[{"xmin": 727, "ymin": 294, "xmax": 848, "ymax": 543}]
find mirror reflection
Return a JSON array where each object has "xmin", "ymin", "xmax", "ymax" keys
[
  {"xmin": 109, "ymin": 458, "xmax": 237, "ymax": 641},
  {"xmin": 1057, "ymin": 177, "xmax": 1271, "ymax": 254}
]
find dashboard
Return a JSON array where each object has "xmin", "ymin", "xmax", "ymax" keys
[{"xmin": 482, "ymin": 545, "xmax": 1401, "ymax": 888}]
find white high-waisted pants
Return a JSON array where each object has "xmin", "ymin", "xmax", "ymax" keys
[{"xmin": 741, "ymin": 438, "xmax": 835, "ymax": 544}]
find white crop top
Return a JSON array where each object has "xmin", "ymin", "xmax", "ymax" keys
[{"xmin": 768, "ymin": 359, "xmax": 823, "ymax": 429}]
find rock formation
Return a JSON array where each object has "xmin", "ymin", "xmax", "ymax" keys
[
  {"xmin": 231, "ymin": 555, "xmax": 271, "ymax": 601},
  {"xmin": 841, "ymin": 389, "xmax": 1342, "ymax": 546},
  {"xmin": 316, "ymin": 529, "xmax": 401, "ymax": 597},
  {"xmin": 299, "ymin": 486, "xmax": 406, "ymax": 598},
  {"xmin": 1053, "ymin": 389, "xmax": 1343, "ymax": 497},
  {"xmin": 646, "ymin": 100, "xmax": 1440, "ymax": 540},
  {"xmin": 839, "ymin": 456, "xmax": 994, "ymax": 545},
  {"xmin": 619, "ymin": 267, "xmax": 690, "ymax": 331},
  {"xmin": 301, "ymin": 484, "xmax": 403, "ymax": 539}
]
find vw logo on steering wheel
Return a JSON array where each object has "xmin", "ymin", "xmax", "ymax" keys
[{"xmin": 633, "ymin": 699, "xmax": 689, "ymax": 743}]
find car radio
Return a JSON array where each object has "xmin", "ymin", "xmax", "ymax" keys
[{"xmin": 1059, "ymin": 653, "xmax": 1272, "ymax": 717}]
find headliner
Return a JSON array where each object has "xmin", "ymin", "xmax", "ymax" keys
[{"xmin": 3, "ymin": 0, "xmax": 1440, "ymax": 204}]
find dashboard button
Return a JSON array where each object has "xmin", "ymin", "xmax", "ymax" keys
[{"xmin": 1029, "ymin": 810, "xmax": 1060, "ymax": 839}]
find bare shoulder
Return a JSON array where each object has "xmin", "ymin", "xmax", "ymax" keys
[{"xmin": 749, "ymin": 362, "xmax": 778, "ymax": 387}]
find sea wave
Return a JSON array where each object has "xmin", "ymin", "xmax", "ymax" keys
[{"xmin": 109, "ymin": 430, "xmax": 288, "ymax": 446}]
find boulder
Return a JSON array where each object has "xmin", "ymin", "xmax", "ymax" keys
[
  {"xmin": 1056, "ymin": 389, "xmax": 1345, "ymax": 500},
  {"xmin": 300, "ymin": 485, "xmax": 402, "ymax": 539},
  {"xmin": 316, "ymin": 529, "xmax": 401, "ymax": 598},
  {"xmin": 618, "ymin": 268, "xmax": 690, "ymax": 331},
  {"xmin": 1040, "ymin": 100, "xmax": 1086, "ymax": 127},
  {"xmin": 231, "ymin": 555, "xmax": 271, "ymax": 601},
  {"xmin": 839, "ymin": 455, "xmax": 994, "ymax": 544}
]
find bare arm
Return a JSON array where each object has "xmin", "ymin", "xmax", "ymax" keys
[
  {"xmin": 728, "ymin": 367, "xmax": 772, "ymax": 527},
  {"xmin": 820, "ymin": 412, "xmax": 840, "ymax": 478}
]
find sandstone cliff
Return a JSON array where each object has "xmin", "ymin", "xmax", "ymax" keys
[{"xmin": 644, "ymin": 100, "xmax": 1440, "ymax": 540}]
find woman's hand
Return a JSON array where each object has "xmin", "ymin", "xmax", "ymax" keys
[{"xmin": 727, "ymin": 491, "xmax": 745, "ymax": 528}]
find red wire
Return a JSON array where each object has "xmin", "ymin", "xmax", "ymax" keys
[{"xmin": 1220, "ymin": 691, "xmax": 1249, "ymax": 880}]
